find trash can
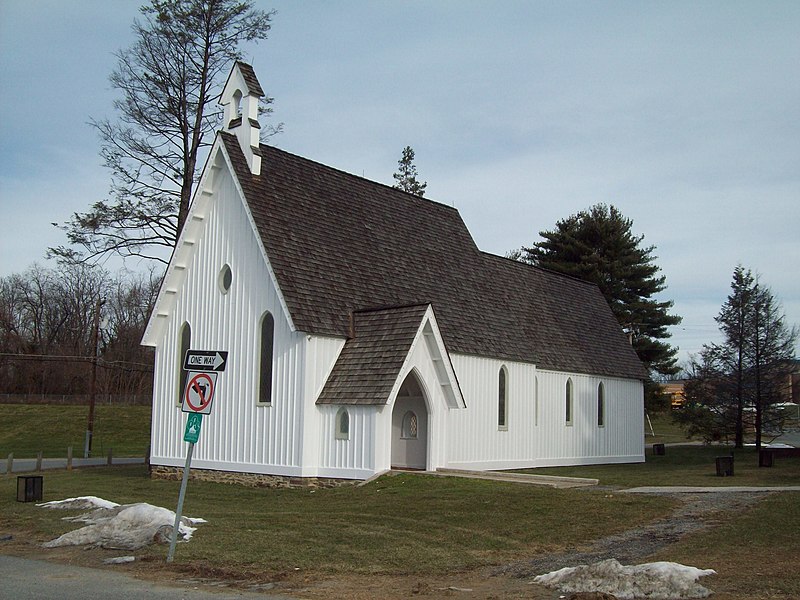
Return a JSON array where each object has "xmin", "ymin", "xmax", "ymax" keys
[
  {"xmin": 715, "ymin": 456, "xmax": 734, "ymax": 477},
  {"xmin": 16, "ymin": 475, "xmax": 43, "ymax": 502},
  {"xmin": 653, "ymin": 443, "xmax": 666, "ymax": 456},
  {"xmin": 759, "ymin": 450, "xmax": 774, "ymax": 468}
]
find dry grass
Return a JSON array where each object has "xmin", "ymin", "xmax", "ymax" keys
[
  {"xmin": 521, "ymin": 445, "xmax": 800, "ymax": 487},
  {"xmin": 0, "ymin": 404, "xmax": 151, "ymax": 458},
  {"xmin": 0, "ymin": 465, "xmax": 672, "ymax": 575},
  {"xmin": 652, "ymin": 492, "xmax": 800, "ymax": 599}
]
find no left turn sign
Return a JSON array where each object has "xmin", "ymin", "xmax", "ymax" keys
[{"xmin": 182, "ymin": 371, "xmax": 218, "ymax": 414}]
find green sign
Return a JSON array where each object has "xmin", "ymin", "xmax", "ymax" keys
[{"xmin": 184, "ymin": 412, "xmax": 203, "ymax": 443}]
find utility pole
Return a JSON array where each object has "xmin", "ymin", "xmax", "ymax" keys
[{"xmin": 84, "ymin": 297, "xmax": 105, "ymax": 458}]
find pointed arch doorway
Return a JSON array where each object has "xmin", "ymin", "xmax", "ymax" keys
[{"xmin": 391, "ymin": 372, "xmax": 429, "ymax": 470}]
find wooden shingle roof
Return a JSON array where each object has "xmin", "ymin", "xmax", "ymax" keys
[
  {"xmin": 234, "ymin": 61, "xmax": 264, "ymax": 97},
  {"xmin": 317, "ymin": 304, "xmax": 430, "ymax": 405},
  {"xmin": 221, "ymin": 133, "xmax": 646, "ymax": 380}
]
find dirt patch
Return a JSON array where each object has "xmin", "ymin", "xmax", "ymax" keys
[
  {"xmin": 497, "ymin": 491, "xmax": 768, "ymax": 579},
  {"xmin": 0, "ymin": 491, "xmax": 770, "ymax": 599}
]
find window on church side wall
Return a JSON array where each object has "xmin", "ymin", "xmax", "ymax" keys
[
  {"xmin": 498, "ymin": 366, "xmax": 508, "ymax": 430},
  {"xmin": 597, "ymin": 382, "xmax": 605, "ymax": 427},
  {"xmin": 258, "ymin": 312, "xmax": 274, "ymax": 405},
  {"xmin": 177, "ymin": 322, "xmax": 191, "ymax": 406},
  {"xmin": 218, "ymin": 264, "xmax": 232, "ymax": 294},
  {"xmin": 565, "ymin": 378, "xmax": 573, "ymax": 426},
  {"xmin": 336, "ymin": 408, "xmax": 350, "ymax": 440},
  {"xmin": 401, "ymin": 411, "xmax": 418, "ymax": 439}
]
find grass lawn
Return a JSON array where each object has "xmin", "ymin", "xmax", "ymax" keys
[
  {"xmin": 644, "ymin": 410, "xmax": 694, "ymax": 444},
  {"xmin": 0, "ymin": 404, "xmax": 151, "ymax": 458},
  {"xmin": 0, "ymin": 465, "xmax": 673, "ymax": 575},
  {"xmin": 522, "ymin": 445, "xmax": 800, "ymax": 487},
  {"xmin": 2, "ymin": 406, "xmax": 799, "ymax": 596},
  {"xmin": 652, "ymin": 492, "xmax": 800, "ymax": 599}
]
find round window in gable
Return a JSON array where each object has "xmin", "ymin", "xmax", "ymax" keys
[{"xmin": 218, "ymin": 264, "xmax": 233, "ymax": 294}]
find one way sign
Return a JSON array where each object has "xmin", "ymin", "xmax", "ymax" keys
[{"xmin": 183, "ymin": 350, "xmax": 228, "ymax": 372}]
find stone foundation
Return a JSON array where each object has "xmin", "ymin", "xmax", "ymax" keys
[{"xmin": 150, "ymin": 465, "xmax": 355, "ymax": 489}]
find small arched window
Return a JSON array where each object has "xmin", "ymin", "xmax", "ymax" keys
[
  {"xmin": 231, "ymin": 90, "xmax": 243, "ymax": 124},
  {"xmin": 565, "ymin": 378, "xmax": 573, "ymax": 425},
  {"xmin": 177, "ymin": 322, "xmax": 191, "ymax": 406},
  {"xmin": 597, "ymin": 382, "xmax": 605, "ymax": 427},
  {"xmin": 401, "ymin": 411, "xmax": 418, "ymax": 439},
  {"xmin": 335, "ymin": 408, "xmax": 350, "ymax": 440},
  {"xmin": 259, "ymin": 312, "xmax": 274, "ymax": 405},
  {"xmin": 498, "ymin": 366, "xmax": 508, "ymax": 430}
]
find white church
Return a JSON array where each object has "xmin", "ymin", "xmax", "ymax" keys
[{"xmin": 142, "ymin": 62, "xmax": 646, "ymax": 484}]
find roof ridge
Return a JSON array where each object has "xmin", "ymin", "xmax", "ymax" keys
[
  {"xmin": 256, "ymin": 141, "xmax": 462, "ymax": 216},
  {"xmin": 479, "ymin": 250, "xmax": 599, "ymax": 289},
  {"xmin": 352, "ymin": 302, "xmax": 431, "ymax": 315}
]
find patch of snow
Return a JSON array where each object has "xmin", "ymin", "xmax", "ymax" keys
[
  {"xmin": 533, "ymin": 558, "xmax": 716, "ymax": 600},
  {"xmin": 745, "ymin": 442, "xmax": 795, "ymax": 449},
  {"xmin": 104, "ymin": 556, "xmax": 136, "ymax": 565},
  {"xmin": 37, "ymin": 496, "xmax": 120, "ymax": 511},
  {"xmin": 39, "ymin": 497, "xmax": 204, "ymax": 550}
]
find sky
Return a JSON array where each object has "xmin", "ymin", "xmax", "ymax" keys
[{"xmin": 1, "ymin": 0, "xmax": 798, "ymax": 366}]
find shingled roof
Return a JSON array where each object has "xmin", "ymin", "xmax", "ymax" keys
[
  {"xmin": 232, "ymin": 61, "xmax": 264, "ymax": 97},
  {"xmin": 220, "ymin": 133, "xmax": 646, "ymax": 380},
  {"xmin": 317, "ymin": 304, "xmax": 430, "ymax": 405}
]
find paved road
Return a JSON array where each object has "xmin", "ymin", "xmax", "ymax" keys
[
  {"xmin": 0, "ymin": 554, "xmax": 295, "ymax": 600},
  {"xmin": 773, "ymin": 430, "xmax": 800, "ymax": 447},
  {"xmin": 1, "ymin": 457, "xmax": 145, "ymax": 474}
]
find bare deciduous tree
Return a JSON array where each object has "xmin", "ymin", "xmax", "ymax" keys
[{"xmin": 51, "ymin": 0, "xmax": 277, "ymax": 266}]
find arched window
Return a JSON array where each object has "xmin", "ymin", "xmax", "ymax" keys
[
  {"xmin": 401, "ymin": 411, "xmax": 418, "ymax": 439},
  {"xmin": 259, "ymin": 312, "xmax": 274, "ymax": 405},
  {"xmin": 335, "ymin": 408, "xmax": 350, "ymax": 440},
  {"xmin": 565, "ymin": 378, "xmax": 573, "ymax": 425},
  {"xmin": 177, "ymin": 322, "xmax": 191, "ymax": 405},
  {"xmin": 597, "ymin": 382, "xmax": 605, "ymax": 427},
  {"xmin": 231, "ymin": 89, "xmax": 243, "ymax": 124},
  {"xmin": 498, "ymin": 366, "xmax": 508, "ymax": 430}
]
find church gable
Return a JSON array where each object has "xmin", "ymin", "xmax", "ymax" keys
[
  {"xmin": 142, "ymin": 137, "xmax": 293, "ymax": 347},
  {"xmin": 316, "ymin": 304, "xmax": 465, "ymax": 408}
]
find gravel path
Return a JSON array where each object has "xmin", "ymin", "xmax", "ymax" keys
[{"xmin": 496, "ymin": 490, "xmax": 769, "ymax": 578}]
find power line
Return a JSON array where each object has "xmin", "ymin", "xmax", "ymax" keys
[{"xmin": 0, "ymin": 352, "xmax": 153, "ymax": 373}]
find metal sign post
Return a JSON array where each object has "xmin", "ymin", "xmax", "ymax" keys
[
  {"xmin": 167, "ymin": 412, "xmax": 204, "ymax": 563},
  {"xmin": 167, "ymin": 439, "xmax": 195, "ymax": 562},
  {"xmin": 167, "ymin": 349, "xmax": 225, "ymax": 563}
]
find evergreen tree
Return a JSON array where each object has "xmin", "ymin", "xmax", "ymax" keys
[
  {"xmin": 712, "ymin": 265, "xmax": 756, "ymax": 447},
  {"xmin": 675, "ymin": 267, "xmax": 797, "ymax": 449},
  {"xmin": 51, "ymin": 0, "xmax": 275, "ymax": 266},
  {"xmin": 749, "ymin": 282, "xmax": 797, "ymax": 449},
  {"xmin": 393, "ymin": 146, "xmax": 427, "ymax": 197},
  {"xmin": 520, "ymin": 204, "xmax": 681, "ymax": 379}
]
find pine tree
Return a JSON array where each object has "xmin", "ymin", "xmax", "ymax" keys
[
  {"xmin": 675, "ymin": 267, "xmax": 797, "ymax": 449},
  {"xmin": 712, "ymin": 266, "xmax": 756, "ymax": 447},
  {"xmin": 520, "ymin": 204, "xmax": 681, "ymax": 378},
  {"xmin": 392, "ymin": 146, "xmax": 427, "ymax": 197},
  {"xmin": 749, "ymin": 282, "xmax": 797, "ymax": 449}
]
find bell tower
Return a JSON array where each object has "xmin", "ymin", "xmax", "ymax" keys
[{"xmin": 220, "ymin": 61, "xmax": 264, "ymax": 175}]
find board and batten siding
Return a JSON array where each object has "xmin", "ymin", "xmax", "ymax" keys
[
  {"xmin": 150, "ymin": 164, "xmax": 307, "ymax": 476},
  {"xmin": 317, "ymin": 405, "xmax": 378, "ymax": 478},
  {"xmin": 304, "ymin": 334, "xmax": 382, "ymax": 479},
  {"xmin": 314, "ymin": 316, "xmax": 459, "ymax": 478},
  {"xmin": 446, "ymin": 355, "xmax": 644, "ymax": 470}
]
